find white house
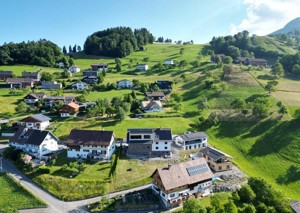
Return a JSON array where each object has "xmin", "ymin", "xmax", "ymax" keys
[
  {"xmin": 174, "ymin": 132, "xmax": 208, "ymax": 150},
  {"xmin": 68, "ymin": 65, "xmax": 81, "ymax": 73},
  {"xmin": 70, "ymin": 81, "xmax": 89, "ymax": 90},
  {"xmin": 24, "ymin": 93, "xmax": 46, "ymax": 104},
  {"xmin": 137, "ymin": 64, "xmax": 149, "ymax": 71},
  {"xmin": 164, "ymin": 59, "xmax": 174, "ymax": 65},
  {"xmin": 66, "ymin": 129, "xmax": 116, "ymax": 160},
  {"xmin": 9, "ymin": 128, "xmax": 59, "ymax": 160},
  {"xmin": 17, "ymin": 114, "xmax": 51, "ymax": 130},
  {"xmin": 151, "ymin": 158, "xmax": 213, "ymax": 208},
  {"xmin": 116, "ymin": 79, "xmax": 133, "ymax": 89},
  {"xmin": 126, "ymin": 128, "xmax": 172, "ymax": 157},
  {"xmin": 141, "ymin": 100, "xmax": 163, "ymax": 113}
]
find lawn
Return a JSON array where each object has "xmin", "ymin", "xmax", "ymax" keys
[
  {"xmin": 0, "ymin": 64, "xmax": 62, "ymax": 77},
  {"xmin": 206, "ymin": 119, "xmax": 300, "ymax": 200},
  {"xmin": 0, "ymin": 172, "xmax": 46, "ymax": 212},
  {"xmin": 0, "ymin": 88, "xmax": 24, "ymax": 116}
]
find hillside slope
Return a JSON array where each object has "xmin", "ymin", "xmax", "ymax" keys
[{"xmin": 270, "ymin": 17, "xmax": 300, "ymax": 35}]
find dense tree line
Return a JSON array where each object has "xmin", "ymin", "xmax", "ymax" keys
[
  {"xmin": 280, "ymin": 52, "xmax": 300, "ymax": 74},
  {"xmin": 209, "ymin": 31, "xmax": 282, "ymax": 59},
  {"xmin": 84, "ymin": 27, "xmax": 155, "ymax": 57},
  {"xmin": 181, "ymin": 177, "xmax": 292, "ymax": 213},
  {"xmin": 0, "ymin": 39, "xmax": 67, "ymax": 67}
]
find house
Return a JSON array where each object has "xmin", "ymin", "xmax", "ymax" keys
[
  {"xmin": 60, "ymin": 102, "xmax": 80, "ymax": 117},
  {"xmin": 145, "ymin": 92, "xmax": 166, "ymax": 101},
  {"xmin": 141, "ymin": 100, "xmax": 163, "ymax": 113},
  {"xmin": 58, "ymin": 62, "xmax": 65, "ymax": 68},
  {"xmin": 44, "ymin": 96, "xmax": 76, "ymax": 107},
  {"xmin": 90, "ymin": 64, "xmax": 108, "ymax": 71},
  {"xmin": 66, "ymin": 129, "xmax": 116, "ymax": 160},
  {"xmin": 22, "ymin": 71, "xmax": 40, "ymax": 82},
  {"xmin": 247, "ymin": 58, "xmax": 268, "ymax": 67},
  {"xmin": 156, "ymin": 80, "xmax": 172, "ymax": 91},
  {"xmin": 0, "ymin": 70, "xmax": 13, "ymax": 80},
  {"xmin": 9, "ymin": 128, "xmax": 59, "ymax": 160},
  {"xmin": 6, "ymin": 78, "xmax": 34, "ymax": 89},
  {"xmin": 291, "ymin": 201, "xmax": 300, "ymax": 213},
  {"xmin": 83, "ymin": 76, "xmax": 98, "ymax": 85},
  {"xmin": 68, "ymin": 65, "xmax": 81, "ymax": 73},
  {"xmin": 41, "ymin": 81, "xmax": 62, "ymax": 90},
  {"xmin": 116, "ymin": 79, "xmax": 133, "ymax": 89},
  {"xmin": 199, "ymin": 147, "xmax": 233, "ymax": 172},
  {"xmin": 137, "ymin": 64, "xmax": 149, "ymax": 71},
  {"xmin": 16, "ymin": 114, "xmax": 51, "ymax": 130},
  {"xmin": 174, "ymin": 132, "xmax": 208, "ymax": 150},
  {"xmin": 70, "ymin": 81, "xmax": 89, "ymax": 90},
  {"xmin": 164, "ymin": 59, "xmax": 174, "ymax": 65},
  {"xmin": 126, "ymin": 128, "xmax": 172, "ymax": 157},
  {"xmin": 151, "ymin": 158, "xmax": 213, "ymax": 208},
  {"xmin": 234, "ymin": 57, "xmax": 268, "ymax": 67},
  {"xmin": 82, "ymin": 70, "xmax": 98, "ymax": 77},
  {"xmin": 24, "ymin": 93, "xmax": 46, "ymax": 104}
]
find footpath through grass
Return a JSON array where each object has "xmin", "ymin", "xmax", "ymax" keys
[{"xmin": 0, "ymin": 172, "xmax": 46, "ymax": 212}]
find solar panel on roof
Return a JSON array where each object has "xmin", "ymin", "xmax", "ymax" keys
[{"xmin": 186, "ymin": 164, "xmax": 209, "ymax": 176}]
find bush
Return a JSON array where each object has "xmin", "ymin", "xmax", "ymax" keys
[{"xmin": 35, "ymin": 167, "xmax": 50, "ymax": 174}]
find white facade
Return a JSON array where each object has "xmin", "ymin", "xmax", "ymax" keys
[
  {"xmin": 67, "ymin": 137, "xmax": 116, "ymax": 160},
  {"xmin": 175, "ymin": 136, "xmax": 207, "ymax": 150},
  {"xmin": 60, "ymin": 113, "xmax": 71, "ymax": 117},
  {"xmin": 137, "ymin": 64, "xmax": 149, "ymax": 71},
  {"xmin": 17, "ymin": 120, "xmax": 50, "ymax": 131},
  {"xmin": 116, "ymin": 80, "xmax": 133, "ymax": 89},
  {"xmin": 152, "ymin": 180, "xmax": 212, "ymax": 207},
  {"xmin": 10, "ymin": 133, "xmax": 58, "ymax": 160},
  {"xmin": 68, "ymin": 66, "xmax": 80, "ymax": 73},
  {"xmin": 24, "ymin": 98, "xmax": 39, "ymax": 104},
  {"xmin": 71, "ymin": 81, "xmax": 89, "ymax": 90},
  {"xmin": 164, "ymin": 59, "xmax": 174, "ymax": 65}
]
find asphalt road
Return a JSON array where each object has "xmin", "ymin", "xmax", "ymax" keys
[{"xmin": 0, "ymin": 144, "xmax": 151, "ymax": 213}]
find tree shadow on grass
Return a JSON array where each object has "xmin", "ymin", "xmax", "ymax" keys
[
  {"xmin": 276, "ymin": 165, "xmax": 300, "ymax": 184},
  {"xmin": 214, "ymin": 122, "xmax": 254, "ymax": 138},
  {"xmin": 248, "ymin": 118, "xmax": 300, "ymax": 157},
  {"xmin": 245, "ymin": 94, "xmax": 269, "ymax": 103},
  {"xmin": 256, "ymin": 75, "xmax": 276, "ymax": 80}
]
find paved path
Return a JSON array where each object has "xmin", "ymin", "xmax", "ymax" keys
[{"xmin": 0, "ymin": 144, "xmax": 151, "ymax": 213}]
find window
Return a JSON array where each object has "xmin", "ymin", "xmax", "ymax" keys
[
  {"xmin": 227, "ymin": 165, "xmax": 230, "ymax": 169},
  {"xmin": 170, "ymin": 193, "xmax": 175, "ymax": 198},
  {"xmin": 147, "ymin": 146, "xmax": 150, "ymax": 149},
  {"xmin": 219, "ymin": 166, "xmax": 222, "ymax": 170},
  {"xmin": 156, "ymin": 147, "xmax": 159, "ymax": 150},
  {"xmin": 144, "ymin": 135, "xmax": 151, "ymax": 139},
  {"xmin": 156, "ymin": 142, "xmax": 158, "ymax": 144},
  {"xmin": 161, "ymin": 192, "xmax": 166, "ymax": 197},
  {"xmin": 164, "ymin": 142, "xmax": 168, "ymax": 144},
  {"xmin": 83, "ymin": 150, "xmax": 89, "ymax": 152},
  {"xmin": 165, "ymin": 147, "xmax": 168, "ymax": 149},
  {"xmin": 130, "ymin": 135, "xmax": 142, "ymax": 139}
]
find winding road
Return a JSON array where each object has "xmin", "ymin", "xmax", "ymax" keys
[{"xmin": 0, "ymin": 144, "xmax": 151, "ymax": 213}]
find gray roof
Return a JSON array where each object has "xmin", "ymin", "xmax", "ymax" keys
[
  {"xmin": 9, "ymin": 128, "xmax": 56, "ymax": 146},
  {"xmin": 199, "ymin": 147, "xmax": 232, "ymax": 161},
  {"xmin": 127, "ymin": 128, "xmax": 172, "ymax": 141},
  {"xmin": 178, "ymin": 132, "xmax": 207, "ymax": 141},
  {"xmin": 292, "ymin": 201, "xmax": 300, "ymax": 213},
  {"xmin": 31, "ymin": 114, "xmax": 51, "ymax": 122}
]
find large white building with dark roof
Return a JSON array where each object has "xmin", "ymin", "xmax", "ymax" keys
[
  {"xmin": 151, "ymin": 158, "xmax": 213, "ymax": 207},
  {"xmin": 66, "ymin": 129, "xmax": 116, "ymax": 160},
  {"xmin": 126, "ymin": 128, "xmax": 172, "ymax": 157},
  {"xmin": 9, "ymin": 128, "xmax": 59, "ymax": 159}
]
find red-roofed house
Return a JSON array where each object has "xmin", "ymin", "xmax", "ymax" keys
[{"xmin": 60, "ymin": 102, "xmax": 80, "ymax": 117}]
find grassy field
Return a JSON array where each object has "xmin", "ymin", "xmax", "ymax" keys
[
  {"xmin": 0, "ymin": 172, "xmax": 46, "ymax": 212},
  {"xmin": 0, "ymin": 64, "xmax": 63, "ymax": 77},
  {"xmin": 0, "ymin": 89, "xmax": 24, "ymax": 116}
]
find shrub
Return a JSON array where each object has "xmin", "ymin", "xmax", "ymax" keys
[{"xmin": 36, "ymin": 167, "xmax": 50, "ymax": 174}]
